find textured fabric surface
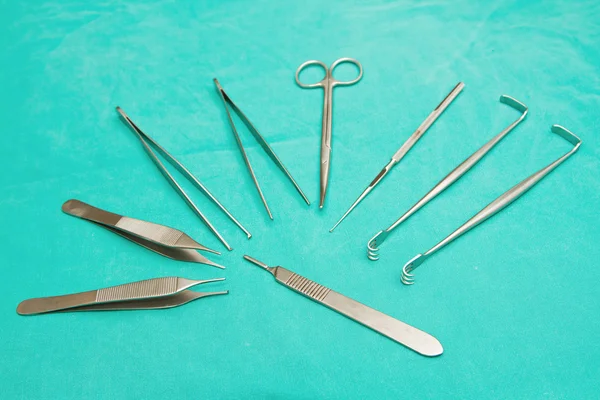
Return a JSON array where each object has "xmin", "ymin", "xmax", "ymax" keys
[{"xmin": 1, "ymin": 1, "xmax": 599, "ymax": 398}]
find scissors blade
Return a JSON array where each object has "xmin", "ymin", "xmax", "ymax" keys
[
  {"xmin": 320, "ymin": 143, "xmax": 332, "ymax": 208},
  {"xmin": 319, "ymin": 82, "xmax": 334, "ymax": 208}
]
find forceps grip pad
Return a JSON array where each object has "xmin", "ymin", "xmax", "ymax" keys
[{"xmin": 62, "ymin": 199, "xmax": 122, "ymax": 226}]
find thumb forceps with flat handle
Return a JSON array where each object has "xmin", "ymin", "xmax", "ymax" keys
[
  {"xmin": 17, "ymin": 277, "xmax": 227, "ymax": 315},
  {"xmin": 296, "ymin": 58, "xmax": 364, "ymax": 208},
  {"xmin": 401, "ymin": 125, "xmax": 581, "ymax": 285}
]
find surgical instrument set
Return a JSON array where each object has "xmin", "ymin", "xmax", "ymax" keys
[
  {"xmin": 62, "ymin": 199, "xmax": 225, "ymax": 269},
  {"xmin": 17, "ymin": 277, "xmax": 228, "ymax": 315},
  {"xmin": 116, "ymin": 107, "xmax": 251, "ymax": 251},
  {"xmin": 401, "ymin": 125, "xmax": 581, "ymax": 285},
  {"xmin": 367, "ymin": 95, "xmax": 528, "ymax": 260},
  {"xmin": 330, "ymin": 82, "xmax": 465, "ymax": 232},
  {"xmin": 295, "ymin": 58, "xmax": 363, "ymax": 208},
  {"xmin": 15, "ymin": 48, "xmax": 586, "ymax": 365},
  {"xmin": 214, "ymin": 79, "xmax": 310, "ymax": 219},
  {"xmin": 243, "ymin": 255, "xmax": 443, "ymax": 357}
]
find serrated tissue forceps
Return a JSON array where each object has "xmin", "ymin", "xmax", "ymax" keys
[
  {"xmin": 367, "ymin": 95, "xmax": 528, "ymax": 260},
  {"xmin": 17, "ymin": 277, "xmax": 228, "ymax": 315},
  {"xmin": 62, "ymin": 199, "xmax": 225, "ymax": 269},
  {"xmin": 295, "ymin": 58, "xmax": 364, "ymax": 208},
  {"xmin": 116, "ymin": 107, "xmax": 251, "ymax": 251},
  {"xmin": 330, "ymin": 82, "xmax": 464, "ymax": 231},
  {"xmin": 214, "ymin": 79, "xmax": 310, "ymax": 219},
  {"xmin": 401, "ymin": 125, "xmax": 581, "ymax": 285}
]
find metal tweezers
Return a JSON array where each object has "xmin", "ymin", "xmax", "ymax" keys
[
  {"xmin": 116, "ymin": 106, "xmax": 251, "ymax": 250},
  {"xmin": 62, "ymin": 199, "xmax": 225, "ymax": 269},
  {"xmin": 214, "ymin": 78, "xmax": 310, "ymax": 219},
  {"xmin": 17, "ymin": 277, "xmax": 227, "ymax": 315}
]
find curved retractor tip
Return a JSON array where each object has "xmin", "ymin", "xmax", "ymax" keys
[
  {"xmin": 499, "ymin": 95, "xmax": 528, "ymax": 116},
  {"xmin": 551, "ymin": 124, "xmax": 582, "ymax": 147}
]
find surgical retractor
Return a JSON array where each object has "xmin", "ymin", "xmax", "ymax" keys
[
  {"xmin": 214, "ymin": 79, "xmax": 310, "ymax": 219},
  {"xmin": 401, "ymin": 125, "xmax": 581, "ymax": 285},
  {"xmin": 330, "ymin": 82, "xmax": 465, "ymax": 232},
  {"xmin": 116, "ymin": 107, "xmax": 251, "ymax": 251},
  {"xmin": 367, "ymin": 95, "xmax": 528, "ymax": 261},
  {"xmin": 62, "ymin": 199, "xmax": 225, "ymax": 269}
]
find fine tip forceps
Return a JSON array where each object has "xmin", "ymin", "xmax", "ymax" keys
[
  {"xmin": 62, "ymin": 199, "xmax": 226, "ymax": 269},
  {"xmin": 330, "ymin": 82, "xmax": 465, "ymax": 232},
  {"xmin": 116, "ymin": 107, "xmax": 251, "ymax": 251},
  {"xmin": 367, "ymin": 95, "xmax": 528, "ymax": 260},
  {"xmin": 401, "ymin": 124, "xmax": 581, "ymax": 285},
  {"xmin": 295, "ymin": 58, "xmax": 364, "ymax": 208},
  {"xmin": 17, "ymin": 277, "xmax": 228, "ymax": 315},
  {"xmin": 243, "ymin": 255, "xmax": 443, "ymax": 356},
  {"xmin": 214, "ymin": 79, "xmax": 310, "ymax": 219}
]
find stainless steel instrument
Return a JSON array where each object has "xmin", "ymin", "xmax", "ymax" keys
[
  {"xmin": 367, "ymin": 95, "xmax": 528, "ymax": 260},
  {"xmin": 402, "ymin": 125, "xmax": 581, "ymax": 285},
  {"xmin": 243, "ymin": 255, "xmax": 443, "ymax": 357},
  {"xmin": 295, "ymin": 58, "xmax": 364, "ymax": 208},
  {"xmin": 116, "ymin": 107, "xmax": 251, "ymax": 250},
  {"xmin": 17, "ymin": 277, "xmax": 227, "ymax": 315},
  {"xmin": 330, "ymin": 82, "xmax": 465, "ymax": 231},
  {"xmin": 62, "ymin": 199, "xmax": 225, "ymax": 269},
  {"xmin": 214, "ymin": 79, "xmax": 310, "ymax": 219}
]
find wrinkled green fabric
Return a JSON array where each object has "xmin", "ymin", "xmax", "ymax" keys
[{"xmin": 1, "ymin": 0, "xmax": 599, "ymax": 398}]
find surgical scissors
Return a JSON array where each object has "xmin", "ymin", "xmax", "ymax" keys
[{"xmin": 296, "ymin": 58, "xmax": 363, "ymax": 208}]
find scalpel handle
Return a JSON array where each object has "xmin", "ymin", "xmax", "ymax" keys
[{"xmin": 273, "ymin": 267, "xmax": 443, "ymax": 357}]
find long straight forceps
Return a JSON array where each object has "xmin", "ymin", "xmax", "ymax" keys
[
  {"xmin": 116, "ymin": 107, "xmax": 251, "ymax": 251},
  {"xmin": 295, "ymin": 58, "xmax": 364, "ymax": 208},
  {"xmin": 401, "ymin": 125, "xmax": 581, "ymax": 285},
  {"xmin": 330, "ymin": 82, "xmax": 464, "ymax": 231},
  {"xmin": 214, "ymin": 79, "xmax": 310, "ymax": 220},
  {"xmin": 367, "ymin": 95, "xmax": 528, "ymax": 260}
]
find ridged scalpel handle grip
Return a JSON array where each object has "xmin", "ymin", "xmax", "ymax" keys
[{"xmin": 283, "ymin": 272, "xmax": 332, "ymax": 302}]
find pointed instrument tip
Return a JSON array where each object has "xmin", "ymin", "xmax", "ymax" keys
[
  {"xmin": 210, "ymin": 262, "xmax": 226, "ymax": 270},
  {"xmin": 329, "ymin": 219, "xmax": 342, "ymax": 232}
]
